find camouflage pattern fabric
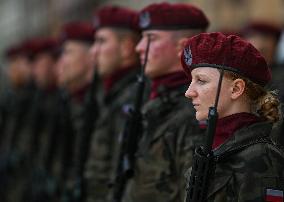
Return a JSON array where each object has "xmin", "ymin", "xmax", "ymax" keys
[
  {"xmin": 123, "ymin": 84, "xmax": 204, "ymax": 202},
  {"xmin": 185, "ymin": 121, "xmax": 284, "ymax": 202},
  {"xmin": 85, "ymin": 68, "xmax": 140, "ymax": 202}
]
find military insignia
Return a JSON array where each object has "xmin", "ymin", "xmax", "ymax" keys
[
  {"xmin": 139, "ymin": 12, "xmax": 151, "ymax": 29},
  {"xmin": 265, "ymin": 188, "xmax": 283, "ymax": 202},
  {"xmin": 184, "ymin": 45, "xmax": 192, "ymax": 66},
  {"xmin": 93, "ymin": 15, "xmax": 100, "ymax": 28}
]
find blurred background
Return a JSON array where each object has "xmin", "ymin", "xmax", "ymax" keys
[{"xmin": 0, "ymin": 0, "xmax": 284, "ymax": 94}]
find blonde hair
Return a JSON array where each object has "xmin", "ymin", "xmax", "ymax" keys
[{"xmin": 225, "ymin": 71, "xmax": 281, "ymax": 123}]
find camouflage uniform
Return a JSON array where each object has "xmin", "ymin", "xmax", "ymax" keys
[
  {"xmin": 123, "ymin": 84, "xmax": 204, "ymax": 202},
  {"xmin": 20, "ymin": 89, "xmax": 63, "ymax": 202},
  {"xmin": 185, "ymin": 121, "xmax": 284, "ymax": 201},
  {"xmin": 85, "ymin": 68, "xmax": 140, "ymax": 202},
  {"xmin": 59, "ymin": 86, "xmax": 91, "ymax": 199},
  {"xmin": 0, "ymin": 84, "xmax": 36, "ymax": 202}
]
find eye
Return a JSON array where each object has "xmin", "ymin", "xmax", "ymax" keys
[
  {"xmin": 95, "ymin": 37, "xmax": 105, "ymax": 44},
  {"xmin": 145, "ymin": 33, "xmax": 156, "ymax": 41},
  {"xmin": 197, "ymin": 78, "xmax": 206, "ymax": 85}
]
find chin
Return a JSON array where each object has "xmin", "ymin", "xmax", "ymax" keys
[{"xmin": 195, "ymin": 112, "xmax": 207, "ymax": 121}]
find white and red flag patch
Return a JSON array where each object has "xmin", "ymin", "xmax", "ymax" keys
[{"xmin": 266, "ymin": 188, "xmax": 283, "ymax": 202}]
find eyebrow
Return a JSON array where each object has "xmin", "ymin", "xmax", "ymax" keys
[{"xmin": 194, "ymin": 73, "xmax": 209, "ymax": 78}]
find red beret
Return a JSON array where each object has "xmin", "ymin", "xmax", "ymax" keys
[
  {"xmin": 93, "ymin": 5, "xmax": 139, "ymax": 31},
  {"xmin": 241, "ymin": 21, "xmax": 282, "ymax": 41},
  {"xmin": 28, "ymin": 37, "xmax": 60, "ymax": 59},
  {"xmin": 181, "ymin": 32, "xmax": 271, "ymax": 86},
  {"xmin": 138, "ymin": 2, "xmax": 209, "ymax": 30},
  {"xmin": 6, "ymin": 39, "xmax": 37, "ymax": 59},
  {"xmin": 5, "ymin": 44, "xmax": 25, "ymax": 58},
  {"xmin": 61, "ymin": 22, "xmax": 95, "ymax": 43}
]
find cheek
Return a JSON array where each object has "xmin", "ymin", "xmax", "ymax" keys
[
  {"xmin": 200, "ymin": 86, "xmax": 216, "ymax": 105},
  {"xmin": 149, "ymin": 41, "xmax": 173, "ymax": 62},
  {"xmin": 100, "ymin": 42, "xmax": 118, "ymax": 59}
]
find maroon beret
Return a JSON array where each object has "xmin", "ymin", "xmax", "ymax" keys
[
  {"xmin": 28, "ymin": 37, "xmax": 60, "ymax": 59},
  {"xmin": 93, "ymin": 5, "xmax": 139, "ymax": 31},
  {"xmin": 138, "ymin": 2, "xmax": 209, "ymax": 30},
  {"xmin": 181, "ymin": 32, "xmax": 271, "ymax": 86},
  {"xmin": 241, "ymin": 21, "xmax": 282, "ymax": 41},
  {"xmin": 5, "ymin": 44, "xmax": 25, "ymax": 58},
  {"xmin": 6, "ymin": 39, "xmax": 37, "ymax": 59},
  {"xmin": 61, "ymin": 22, "xmax": 95, "ymax": 43}
]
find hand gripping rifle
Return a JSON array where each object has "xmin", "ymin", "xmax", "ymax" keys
[
  {"xmin": 185, "ymin": 68, "xmax": 224, "ymax": 202},
  {"xmin": 111, "ymin": 35, "xmax": 151, "ymax": 202}
]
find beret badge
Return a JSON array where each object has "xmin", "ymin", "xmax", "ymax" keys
[
  {"xmin": 184, "ymin": 46, "xmax": 192, "ymax": 66},
  {"xmin": 139, "ymin": 11, "xmax": 151, "ymax": 29},
  {"xmin": 93, "ymin": 16, "xmax": 100, "ymax": 28}
]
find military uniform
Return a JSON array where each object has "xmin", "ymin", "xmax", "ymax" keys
[
  {"xmin": 19, "ymin": 89, "xmax": 63, "ymax": 202},
  {"xmin": 123, "ymin": 82, "xmax": 204, "ymax": 202},
  {"xmin": 85, "ymin": 67, "xmax": 140, "ymax": 202},
  {"xmin": 185, "ymin": 121, "xmax": 284, "ymax": 201},
  {"xmin": 0, "ymin": 83, "xmax": 36, "ymax": 202},
  {"xmin": 61, "ymin": 86, "xmax": 91, "ymax": 188}
]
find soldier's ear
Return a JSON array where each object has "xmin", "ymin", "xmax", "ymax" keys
[{"xmin": 231, "ymin": 78, "xmax": 246, "ymax": 100}]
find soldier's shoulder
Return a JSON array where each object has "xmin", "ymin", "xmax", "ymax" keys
[{"xmin": 228, "ymin": 140, "xmax": 284, "ymax": 178}]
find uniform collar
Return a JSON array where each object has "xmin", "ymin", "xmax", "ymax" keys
[
  {"xmin": 213, "ymin": 116, "xmax": 272, "ymax": 157},
  {"xmin": 103, "ymin": 65, "xmax": 139, "ymax": 105},
  {"xmin": 103, "ymin": 64, "xmax": 138, "ymax": 94},
  {"xmin": 149, "ymin": 71, "xmax": 189, "ymax": 100},
  {"xmin": 213, "ymin": 112, "xmax": 262, "ymax": 149}
]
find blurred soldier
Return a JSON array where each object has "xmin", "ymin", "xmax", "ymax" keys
[
  {"xmin": 241, "ymin": 21, "xmax": 282, "ymax": 66},
  {"xmin": 84, "ymin": 5, "xmax": 141, "ymax": 202},
  {"xmin": 56, "ymin": 21, "xmax": 95, "ymax": 201},
  {"xmin": 241, "ymin": 21, "xmax": 284, "ymax": 101},
  {"xmin": 20, "ymin": 37, "xmax": 62, "ymax": 202},
  {"xmin": 0, "ymin": 39, "xmax": 36, "ymax": 202},
  {"xmin": 123, "ymin": 3, "xmax": 208, "ymax": 202}
]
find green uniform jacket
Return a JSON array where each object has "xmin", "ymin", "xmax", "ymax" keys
[
  {"xmin": 123, "ymin": 84, "xmax": 204, "ymax": 202},
  {"xmin": 185, "ymin": 121, "xmax": 284, "ymax": 202},
  {"xmin": 85, "ymin": 68, "xmax": 140, "ymax": 202}
]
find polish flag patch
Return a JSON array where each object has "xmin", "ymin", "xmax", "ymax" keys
[{"xmin": 266, "ymin": 188, "xmax": 283, "ymax": 202}]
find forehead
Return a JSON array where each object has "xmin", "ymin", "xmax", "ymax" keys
[
  {"xmin": 96, "ymin": 27, "xmax": 118, "ymax": 39},
  {"xmin": 191, "ymin": 67, "xmax": 219, "ymax": 77},
  {"xmin": 64, "ymin": 40, "xmax": 89, "ymax": 49},
  {"xmin": 142, "ymin": 30, "xmax": 173, "ymax": 38}
]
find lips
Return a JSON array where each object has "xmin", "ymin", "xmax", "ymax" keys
[{"xmin": 193, "ymin": 103, "xmax": 200, "ymax": 110}]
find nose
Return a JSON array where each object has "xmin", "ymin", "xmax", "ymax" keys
[
  {"xmin": 185, "ymin": 83, "xmax": 197, "ymax": 99},
  {"xmin": 89, "ymin": 43, "xmax": 97, "ymax": 63},
  {"xmin": 135, "ymin": 37, "xmax": 145, "ymax": 55}
]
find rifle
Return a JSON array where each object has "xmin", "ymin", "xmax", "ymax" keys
[
  {"xmin": 185, "ymin": 68, "xmax": 224, "ymax": 202},
  {"xmin": 72, "ymin": 68, "xmax": 99, "ymax": 202},
  {"xmin": 111, "ymin": 35, "xmax": 151, "ymax": 202}
]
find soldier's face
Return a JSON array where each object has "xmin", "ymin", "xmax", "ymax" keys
[
  {"xmin": 59, "ymin": 41, "xmax": 91, "ymax": 87},
  {"xmin": 136, "ymin": 30, "xmax": 180, "ymax": 79},
  {"xmin": 94, "ymin": 28, "xmax": 122, "ymax": 77},
  {"xmin": 185, "ymin": 67, "xmax": 235, "ymax": 121},
  {"xmin": 8, "ymin": 56, "xmax": 32, "ymax": 88},
  {"xmin": 32, "ymin": 53, "xmax": 56, "ymax": 89}
]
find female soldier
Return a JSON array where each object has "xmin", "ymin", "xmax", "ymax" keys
[{"xmin": 181, "ymin": 32, "xmax": 284, "ymax": 201}]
